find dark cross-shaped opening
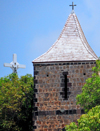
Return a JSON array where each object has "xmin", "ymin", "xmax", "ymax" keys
[
  {"xmin": 63, "ymin": 72, "xmax": 68, "ymax": 99},
  {"xmin": 64, "ymin": 74, "xmax": 68, "ymax": 99},
  {"xmin": 69, "ymin": 2, "xmax": 76, "ymax": 10}
]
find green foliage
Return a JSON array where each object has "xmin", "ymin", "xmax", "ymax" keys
[
  {"xmin": 65, "ymin": 122, "xmax": 78, "ymax": 131},
  {"xmin": 76, "ymin": 60, "xmax": 100, "ymax": 113},
  {"xmin": 0, "ymin": 73, "xmax": 34, "ymax": 131},
  {"xmin": 65, "ymin": 60, "xmax": 100, "ymax": 130},
  {"xmin": 65, "ymin": 105, "xmax": 100, "ymax": 131}
]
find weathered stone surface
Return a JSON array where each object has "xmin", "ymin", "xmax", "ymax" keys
[{"xmin": 33, "ymin": 61, "xmax": 96, "ymax": 131}]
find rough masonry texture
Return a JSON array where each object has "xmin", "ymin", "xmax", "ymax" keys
[
  {"xmin": 33, "ymin": 61, "xmax": 96, "ymax": 131},
  {"xmin": 32, "ymin": 10, "xmax": 98, "ymax": 131}
]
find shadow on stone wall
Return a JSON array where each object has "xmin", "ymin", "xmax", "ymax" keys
[{"xmin": 62, "ymin": 127, "xmax": 66, "ymax": 131}]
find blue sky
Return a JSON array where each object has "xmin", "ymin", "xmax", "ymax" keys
[{"xmin": 0, "ymin": 0, "xmax": 100, "ymax": 77}]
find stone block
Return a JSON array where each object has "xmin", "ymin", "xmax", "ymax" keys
[{"xmin": 33, "ymin": 61, "xmax": 96, "ymax": 130}]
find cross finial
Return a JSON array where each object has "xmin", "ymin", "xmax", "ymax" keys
[{"xmin": 69, "ymin": 2, "xmax": 76, "ymax": 11}]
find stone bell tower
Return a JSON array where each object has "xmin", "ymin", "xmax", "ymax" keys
[{"xmin": 32, "ymin": 3, "xmax": 98, "ymax": 131}]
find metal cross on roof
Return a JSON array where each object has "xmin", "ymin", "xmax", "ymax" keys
[
  {"xmin": 69, "ymin": 2, "xmax": 76, "ymax": 10},
  {"xmin": 4, "ymin": 54, "xmax": 26, "ymax": 73}
]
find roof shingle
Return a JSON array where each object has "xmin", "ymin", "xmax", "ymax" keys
[{"xmin": 33, "ymin": 12, "xmax": 98, "ymax": 63}]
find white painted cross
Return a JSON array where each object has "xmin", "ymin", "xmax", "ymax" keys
[{"xmin": 4, "ymin": 54, "xmax": 26, "ymax": 73}]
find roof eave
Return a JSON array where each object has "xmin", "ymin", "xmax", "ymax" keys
[{"xmin": 32, "ymin": 59, "xmax": 98, "ymax": 64}]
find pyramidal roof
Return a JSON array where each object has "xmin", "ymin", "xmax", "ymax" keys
[{"xmin": 33, "ymin": 11, "xmax": 98, "ymax": 63}]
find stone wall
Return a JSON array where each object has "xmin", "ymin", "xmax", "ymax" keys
[{"xmin": 33, "ymin": 61, "xmax": 96, "ymax": 131}]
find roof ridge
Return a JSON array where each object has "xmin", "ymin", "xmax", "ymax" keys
[
  {"xmin": 73, "ymin": 13, "xmax": 98, "ymax": 59},
  {"xmin": 76, "ymin": 15, "xmax": 98, "ymax": 59},
  {"xmin": 58, "ymin": 13, "xmax": 72, "ymax": 40},
  {"xmin": 33, "ymin": 12, "xmax": 98, "ymax": 63},
  {"xmin": 33, "ymin": 14, "xmax": 72, "ymax": 62}
]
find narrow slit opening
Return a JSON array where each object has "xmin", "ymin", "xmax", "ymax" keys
[{"xmin": 64, "ymin": 75, "xmax": 67, "ymax": 99}]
